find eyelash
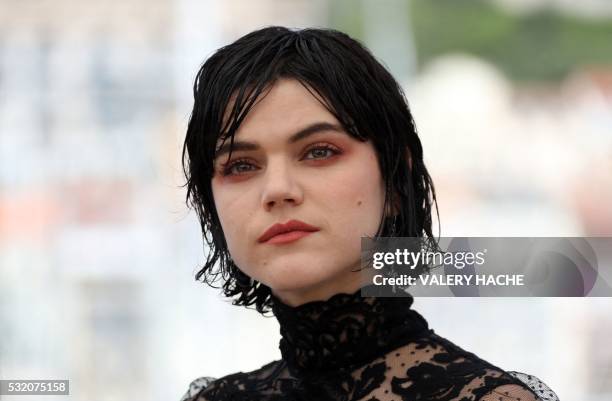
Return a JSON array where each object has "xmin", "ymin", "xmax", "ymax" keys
[{"xmin": 220, "ymin": 143, "xmax": 342, "ymax": 177}]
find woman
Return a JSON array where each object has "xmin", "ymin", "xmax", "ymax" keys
[{"xmin": 180, "ymin": 27, "xmax": 559, "ymax": 401}]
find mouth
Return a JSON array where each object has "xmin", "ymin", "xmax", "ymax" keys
[
  {"xmin": 264, "ymin": 230, "xmax": 317, "ymax": 244},
  {"xmin": 258, "ymin": 219, "xmax": 320, "ymax": 244}
]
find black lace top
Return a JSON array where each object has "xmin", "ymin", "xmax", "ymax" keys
[{"xmin": 181, "ymin": 288, "xmax": 559, "ymax": 401}]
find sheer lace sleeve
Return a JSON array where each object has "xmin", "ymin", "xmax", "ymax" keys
[{"xmin": 180, "ymin": 376, "xmax": 216, "ymax": 401}]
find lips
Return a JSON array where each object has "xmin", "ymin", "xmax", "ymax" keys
[{"xmin": 258, "ymin": 219, "xmax": 320, "ymax": 243}]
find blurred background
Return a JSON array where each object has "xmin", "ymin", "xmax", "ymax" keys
[{"xmin": 0, "ymin": 0, "xmax": 611, "ymax": 400}]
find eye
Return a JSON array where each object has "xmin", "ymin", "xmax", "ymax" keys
[
  {"xmin": 220, "ymin": 158, "xmax": 257, "ymax": 176},
  {"xmin": 302, "ymin": 144, "xmax": 341, "ymax": 160}
]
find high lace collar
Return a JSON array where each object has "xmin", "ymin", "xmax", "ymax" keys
[{"xmin": 270, "ymin": 286, "xmax": 430, "ymax": 380}]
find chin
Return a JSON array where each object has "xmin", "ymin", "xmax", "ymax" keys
[
  {"xmin": 264, "ymin": 272, "xmax": 326, "ymax": 294},
  {"xmin": 259, "ymin": 263, "xmax": 332, "ymax": 293}
]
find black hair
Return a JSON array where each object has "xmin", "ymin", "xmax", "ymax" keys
[{"xmin": 182, "ymin": 26, "xmax": 439, "ymax": 314}]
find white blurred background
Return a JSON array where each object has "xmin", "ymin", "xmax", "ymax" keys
[{"xmin": 0, "ymin": 1, "xmax": 611, "ymax": 400}]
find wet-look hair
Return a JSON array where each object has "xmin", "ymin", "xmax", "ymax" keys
[{"xmin": 182, "ymin": 26, "xmax": 439, "ymax": 314}]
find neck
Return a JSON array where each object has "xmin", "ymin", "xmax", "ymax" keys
[{"xmin": 270, "ymin": 271, "xmax": 368, "ymax": 307}]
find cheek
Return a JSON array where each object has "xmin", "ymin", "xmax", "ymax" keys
[
  {"xmin": 350, "ymin": 153, "xmax": 385, "ymax": 207},
  {"xmin": 350, "ymin": 185, "xmax": 385, "ymax": 231},
  {"xmin": 325, "ymin": 158, "xmax": 385, "ymax": 233},
  {"xmin": 212, "ymin": 183, "xmax": 248, "ymax": 246}
]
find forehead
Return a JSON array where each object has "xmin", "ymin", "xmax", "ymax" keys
[{"xmin": 218, "ymin": 79, "xmax": 337, "ymax": 144}]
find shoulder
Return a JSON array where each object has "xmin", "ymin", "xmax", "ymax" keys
[
  {"xmin": 396, "ymin": 331, "xmax": 559, "ymax": 401},
  {"xmin": 180, "ymin": 359, "xmax": 285, "ymax": 401}
]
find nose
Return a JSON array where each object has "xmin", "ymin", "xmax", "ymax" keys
[{"xmin": 260, "ymin": 159, "xmax": 303, "ymax": 211}]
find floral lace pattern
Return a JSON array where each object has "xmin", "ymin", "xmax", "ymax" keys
[{"xmin": 182, "ymin": 289, "xmax": 559, "ymax": 401}]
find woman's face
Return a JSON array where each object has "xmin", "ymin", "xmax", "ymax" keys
[{"xmin": 211, "ymin": 78, "xmax": 386, "ymax": 306}]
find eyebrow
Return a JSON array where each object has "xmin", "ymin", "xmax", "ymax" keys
[{"xmin": 213, "ymin": 122, "xmax": 345, "ymax": 161}]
